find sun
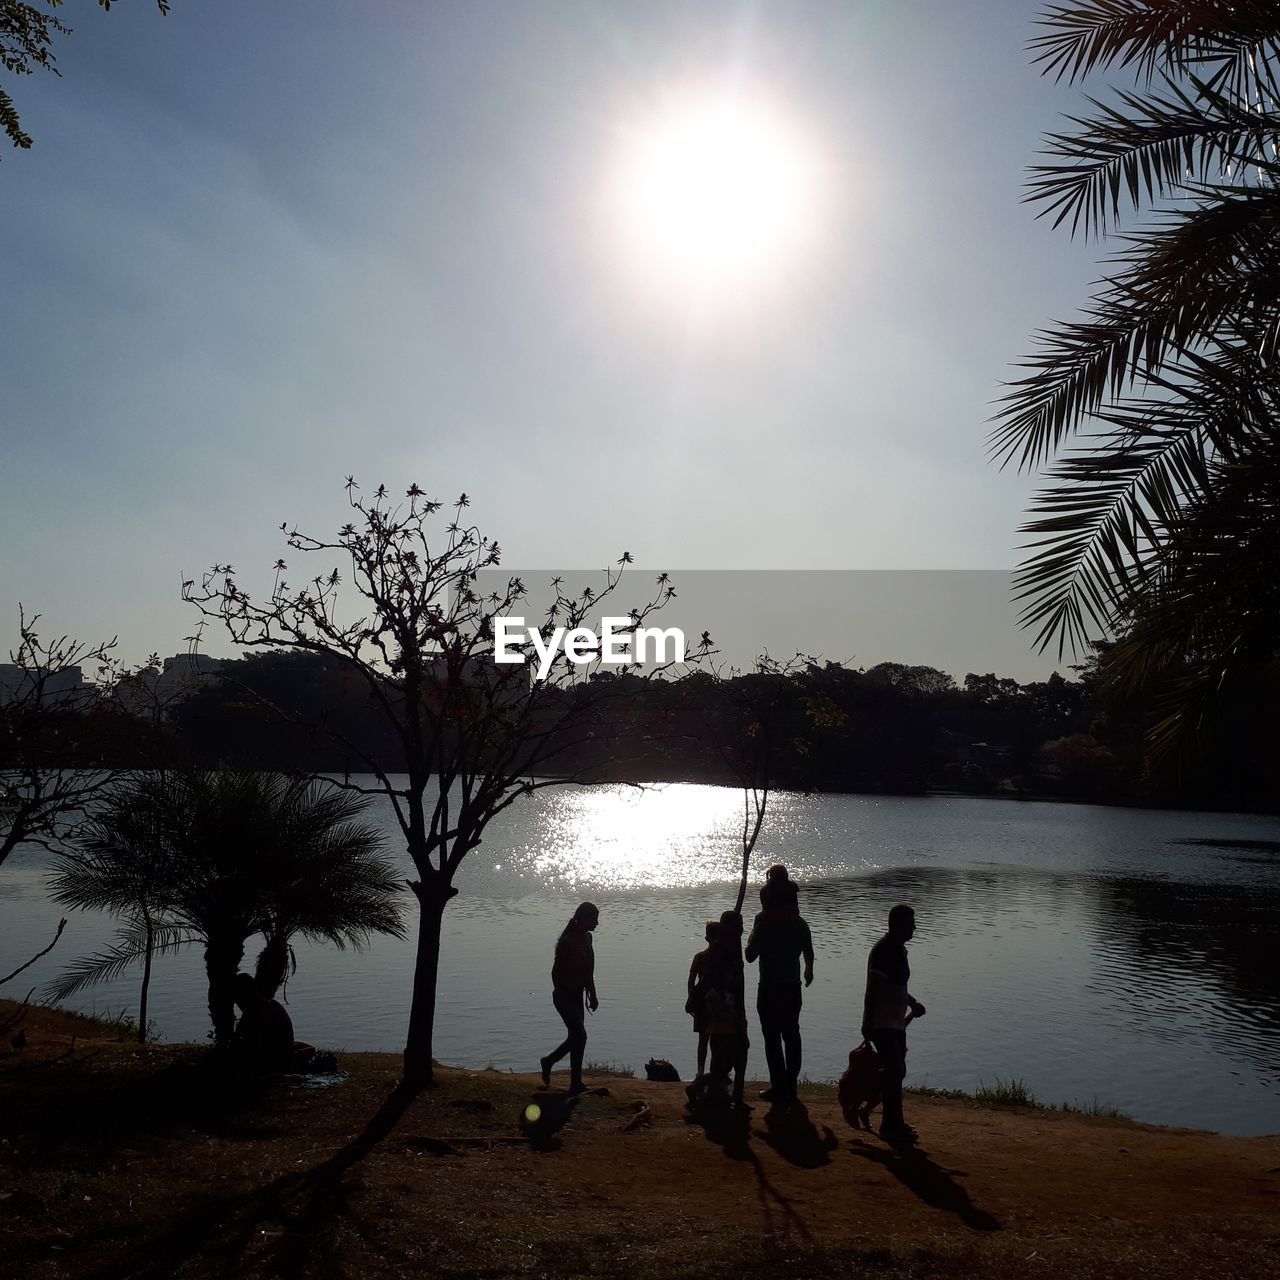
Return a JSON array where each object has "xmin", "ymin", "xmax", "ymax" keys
[{"xmin": 610, "ymin": 87, "xmax": 825, "ymax": 298}]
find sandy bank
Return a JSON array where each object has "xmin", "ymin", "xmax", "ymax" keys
[{"xmin": 2, "ymin": 1000, "xmax": 1277, "ymax": 1278}]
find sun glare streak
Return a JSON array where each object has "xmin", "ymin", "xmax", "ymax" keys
[
  {"xmin": 532, "ymin": 783, "xmax": 747, "ymax": 890},
  {"xmin": 609, "ymin": 86, "xmax": 826, "ymax": 300},
  {"xmin": 519, "ymin": 782, "xmax": 834, "ymax": 891}
]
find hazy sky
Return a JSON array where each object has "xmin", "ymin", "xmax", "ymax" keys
[{"xmin": 1, "ymin": 1, "xmax": 1104, "ymax": 676}]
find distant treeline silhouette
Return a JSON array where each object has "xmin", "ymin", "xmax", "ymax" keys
[{"xmin": 125, "ymin": 650, "xmax": 1280, "ymax": 813}]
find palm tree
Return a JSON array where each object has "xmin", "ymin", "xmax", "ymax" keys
[
  {"xmin": 246, "ymin": 780, "xmax": 414, "ymax": 999},
  {"xmin": 47, "ymin": 769, "xmax": 406, "ymax": 1047},
  {"xmin": 996, "ymin": 3, "xmax": 1280, "ymax": 747}
]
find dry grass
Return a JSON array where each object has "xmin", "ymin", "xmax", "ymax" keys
[{"xmin": 2, "ymin": 1000, "xmax": 1278, "ymax": 1280}]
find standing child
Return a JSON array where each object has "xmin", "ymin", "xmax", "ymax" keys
[
  {"xmin": 685, "ymin": 918, "xmax": 720, "ymax": 1079},
  {"xmin": 687, "ymin": 910, "xmax": 751, "ymax": 1111}
]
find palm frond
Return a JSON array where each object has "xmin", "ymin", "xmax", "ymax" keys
[
  {"xmin": 1012, "ymin": 336, "xmax": 1280, "ymax": 657},
  {"xmin": 1026, "ymin": 75, "xmax": 1280, "ymax": 237},
  {"xmin": 1100, "ymin": 439, "xmax": 1280, "ymax": 757},
  {"xmin": 1012, "ymin": 4, "xmax": 1280, "ymax": 757},
  {"xmin": 1031, "ymin": 1, "xmax": 1280, "ymax": 90},
  {"xmin": 993, "ymin": 181, "xmax": 1280, "ymax": 469},
  {"xmin": 44, "ymin": 920, "xmax": 192, "ymax": 1002},
  {"xmin": 1014, "ymin": 423, "xmax": 1210, "ymax": 655}
]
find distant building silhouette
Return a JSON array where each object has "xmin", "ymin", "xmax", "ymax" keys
[
  {"xmin": 0, "ymin": 663, "xmax": 85, "ymax": 706},
  {"xmin": 113, "ymin": 653, "xmax": 225, "ymax": 717}
]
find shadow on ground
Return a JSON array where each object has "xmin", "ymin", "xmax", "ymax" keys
[
  {"xmin": 760, "ymin": 1101, "xmax": 839, "ymax": 1168},
  {"xmin": 848, "ymin": 1136, "xmax": 1002, "ymax": 1232},
  {"xmin": 69, "ymin": 1079, "xmax": 423, "ymax": 1280},
  {"xmin": 684, "ymin": 1101, "xmax": 814, "ymax": 1246},
  {"xmin": 0, "ymin": 1048, "xmax": 296, "ymax": 1151}
]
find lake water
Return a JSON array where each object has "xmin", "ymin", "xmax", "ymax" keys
[{"xmin": 2, "ymin": 783, "xmax": 1278, "ymax": 1136}]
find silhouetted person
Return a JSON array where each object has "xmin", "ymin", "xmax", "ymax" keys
[
  {"xmin": 862, "ymin": 903, "xmax": 927, "ymax": 1144},
  {"xmin": 230, "ymin": 972, "xmax": 294, "ymax": 1073},
  {"xmin": 686, "ymin": 918, "xmax": 720, "ymax": 1079},
  {"xmin": 688, "ymin": 910, "xmax": 750, "ymax": 1110},
  {"xmin": 540, "ymin": 901, "xmax": 599, "ymax": 1094},
  {"xmin": 759, "ymin": 863, "xmax": 792, "ymax": 907},
  {"xmin": 745, "ymin": 873, "xmax": 814, "ymax": 1103}
]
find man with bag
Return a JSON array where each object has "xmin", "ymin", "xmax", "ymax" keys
[{"xmin": 861, "ymin": 903, "xmax": 927, "ymax": 1144}]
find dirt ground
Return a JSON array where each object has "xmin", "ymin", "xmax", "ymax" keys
[{"xmin": 1, "ymin": 1000, "xmax": 1278, "ymax": 1279}]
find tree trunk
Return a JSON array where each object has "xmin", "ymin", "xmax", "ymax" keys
[
  {"xmin": 733, "ymin": 788, "xmax": 768, "ymax": 915},
  {"xmin": 205, "ymin": 933, "xmax": 245, "ymax": 1049},
  {"xmin": 254, "ymin": 929, "xmax": 291, "ymax": 998},
  {"xmin": 137, "ymin": 907, "xmax": 154, "ymax": 1043},
  {"xmin": 402, "ymin": 880, "xmax": 456, "ymax": 1088}
]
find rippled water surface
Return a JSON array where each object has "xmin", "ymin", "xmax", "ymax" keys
[{"xmin": 2, "ymin": 783, "xmax": 1278, "ymax": 1135}]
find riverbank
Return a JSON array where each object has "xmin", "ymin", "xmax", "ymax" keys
[{"xmin": 2, "ymin": 1001, "xmax": 1277, "ymax": 1279}]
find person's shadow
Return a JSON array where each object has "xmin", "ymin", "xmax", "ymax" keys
[
  {"xmin": 849, "ymin": 1137, "xmax": 1001, "ymax": 1232},
  {"xmin": 683, "ymin": 1102, "xmax": 812, "ymax": 1244},
  {"xmin": 683, "ymin": 1098, "xmax": 753, "ymax": 1162},
  {"xmin": 760, "ymin": 1101, "xmax": 838, "ymax": 1168}
]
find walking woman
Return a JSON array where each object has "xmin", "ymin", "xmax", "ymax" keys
[{"xmin": 540, "ymin": 901, "xmax": 599, "ymax": 1094}]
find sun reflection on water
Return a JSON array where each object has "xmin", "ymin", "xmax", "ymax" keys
[{"xmin": 528, "ymin": 782, "xmax": 756, "ymax": 890}]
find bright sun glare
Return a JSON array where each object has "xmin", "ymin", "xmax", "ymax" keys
[{"xmin": 611, "ymin": 88, "xmax": 824, "ymax": 297}]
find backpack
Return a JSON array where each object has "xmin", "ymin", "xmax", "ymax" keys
[{"xmin": 644, "ymin": 1058, "xmax": 681, "ymax": 1082}]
